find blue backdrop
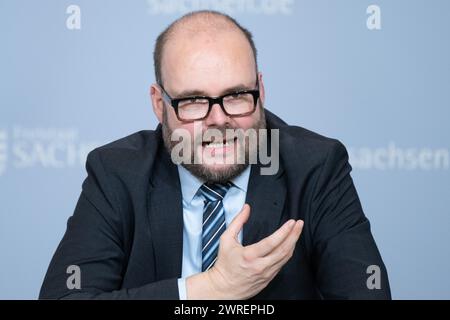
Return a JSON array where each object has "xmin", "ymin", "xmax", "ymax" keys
[{"xmin": 1, "ymin": 0, "xmax": 449, "ymax": 299}]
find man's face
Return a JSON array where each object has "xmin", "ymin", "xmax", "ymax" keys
[{"xmin": 151, "ymin": 28, "xmax": 266, "ymax": 183}]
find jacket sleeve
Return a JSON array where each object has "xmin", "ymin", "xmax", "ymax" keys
[
  {"xmin": 309, "ymin": 141, "xmax": 391, "ymax": 299},
  {"xmin": 39, "ymin": 149, "xmax": 180, "ymax": 300}
]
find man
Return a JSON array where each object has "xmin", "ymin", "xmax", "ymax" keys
[{"xmin": 40, "ymin": 10, "xmax": 390, "ymax": 299}]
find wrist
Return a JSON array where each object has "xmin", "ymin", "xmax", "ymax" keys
[{"xmin": 186, "ymin": 270, "xmax": 223, "ymax": 299}]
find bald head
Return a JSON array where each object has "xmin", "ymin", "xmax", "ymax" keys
[{"xmin": 153, "ymin": 10, "xmax": 258, "ymax": 86}]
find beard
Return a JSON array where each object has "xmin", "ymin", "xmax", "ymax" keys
[{"xmin": 162, "ymin": 106, "xmax": 266, "ymax": 184}]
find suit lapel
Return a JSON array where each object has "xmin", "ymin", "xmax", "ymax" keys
[
  {"xmin": 147, "ymin": 144, "xmax": 184, "ymax": 280},
  {"xmin": 243, "ymin": 113, "xmax": 287, "ymax": 246},
  {"xmin": 243, "ymin": 162, "xmax": 286, "ymax": 246}
]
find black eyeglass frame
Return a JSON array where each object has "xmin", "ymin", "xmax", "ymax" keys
[{"xmin": 159, "ymin": 81, "xmax": 260, "ymax": 122}]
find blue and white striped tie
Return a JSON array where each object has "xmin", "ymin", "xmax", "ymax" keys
[{"xmin": 199, "ymin": 182, "xmax": 232, "ymax": 272}]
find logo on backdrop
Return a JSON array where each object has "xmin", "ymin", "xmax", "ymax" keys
[
  {"xmin": 348, "ymin": 142, "xmax": 449, "ymax": 171},
  {"xmin": 146, "ymin": 0, "xmax": 295, "ymax": 15},
  {"xmin": 0, "ymin": 130, "xmax": 7, "ymax": 176},
  {"xmin": 0, "ymin": 126, "xmax": 103, "ymax": 177}
]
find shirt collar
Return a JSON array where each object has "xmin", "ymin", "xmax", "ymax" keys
[
  {"xmin": 177, "ymin": 165, "xmax": 251, "ymax": 204},
  {"xmin": 230, "ymin": 165, "xmax": 250, "ymax": 193},
  {"xmin": 177, "ymin": 165, "xmax": 204, "ymax": 204}
]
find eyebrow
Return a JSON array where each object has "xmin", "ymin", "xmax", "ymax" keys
[{"xmin": 174, "ymin": 83, "xmax": 256, "ymax": 99}]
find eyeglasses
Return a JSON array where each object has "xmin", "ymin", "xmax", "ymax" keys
[{"xmin": 159, "ymin": 82, "xmax": 260, "ymax": 122}]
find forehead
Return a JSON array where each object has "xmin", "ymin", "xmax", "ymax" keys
[{"xmin": 161, "ymin": 28, "xmax": 256, "ymax": 94}]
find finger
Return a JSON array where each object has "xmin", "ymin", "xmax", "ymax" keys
[
  {"xmin": 251, "ymin": 221, "xmax": 302, "ymax": 287},
  {"xmin": 262, "ymin": 220, "xmax": 304, "ymax": 267},
  {"xmin": 224, "ymin": 204, "xmax": 251, "ymax": 241},
  {"xmin": 245, "ymin": 219, "xmax": 296, "ymax": 258}
]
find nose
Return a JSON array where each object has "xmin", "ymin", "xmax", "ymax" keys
[{"xmin": 204, "ymin": 103, "xmax": 230, "ymax": 127}]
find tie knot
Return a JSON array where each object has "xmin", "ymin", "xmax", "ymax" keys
[{"xmin": 199, "ymin": 182, "xmax": 232, "ymax": 202}]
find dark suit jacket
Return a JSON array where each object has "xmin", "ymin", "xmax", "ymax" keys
[{"xmin": 39, "ymin": 110, "xmax": 391, "ymax": 299}]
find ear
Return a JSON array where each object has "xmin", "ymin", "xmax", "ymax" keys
[
  {"xmin": 257, "ymin": 72, "xmax": 266, "ymax": 107},
  {"xmin": 150, "ymin": 84, "xmax": 164, "ymax": 123}
]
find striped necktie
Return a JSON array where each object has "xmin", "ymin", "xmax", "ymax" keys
[{"xmin": 198, "ymin": 182, "xmax": 232, "ymax": 272}]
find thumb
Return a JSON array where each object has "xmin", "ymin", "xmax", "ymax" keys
[{"xmin": 225, "ymin": 204, "xmax": 251, "ymax": 241}]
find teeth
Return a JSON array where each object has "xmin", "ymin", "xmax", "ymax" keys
[{"xmin": 206, "ymin": 140, "xmax": 234, "ymax": 148}]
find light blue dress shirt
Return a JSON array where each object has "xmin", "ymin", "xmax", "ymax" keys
[{"xmin": 176, "ymin": 165, "xmax": 251, "ymax": 300}]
